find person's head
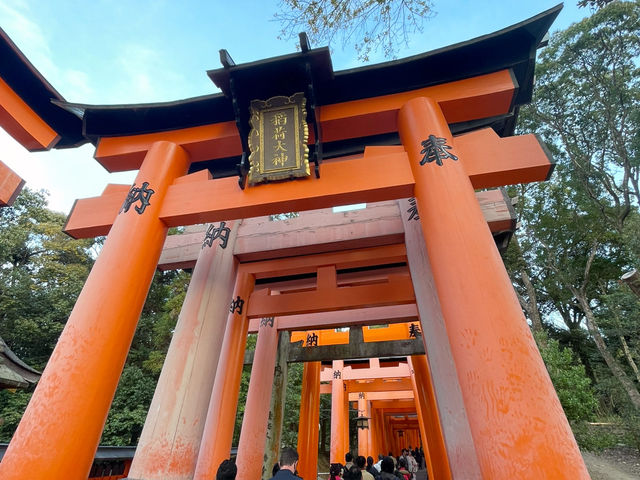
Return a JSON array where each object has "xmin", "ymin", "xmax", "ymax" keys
[
  {"xmin": 355, "ymin": 456, "xmax": 366, "ymax": 469},
  {"xmin": 345, "ymin": 452, "xmax": 353, "ymax": 463},
  {"xmin": 398, "ymin": 457, "xmax": 408, "ymax": 470},
  {"xmin": 279, "ymin": 447, "xmax": 299, "ymax": 472},
  {"xmin": 381, "ymin": 457, "xmax": 395, "ymax": 473},
  {"xmin": 329, "ymin": 463, "xmax": 342, "ymax": 479},
  {"xmin": 345, "ymin": 466, "xmax": 362, "ymax": 480},
  {"xmin": 216, "ymin": 458, "xmax": 237, "ymax": 480},
  {"xmin": 367, "ymin": 456, "xmax": 374, "ymax": 467}
]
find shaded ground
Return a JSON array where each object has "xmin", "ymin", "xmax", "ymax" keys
[{"xmin": 583, "ymin": 447, "xmax": 640, "ymax": 480}]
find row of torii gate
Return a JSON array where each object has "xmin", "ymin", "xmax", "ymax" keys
[{"xmin": 0, "ymin": 5, "xmax": 594, "ymax": 480}]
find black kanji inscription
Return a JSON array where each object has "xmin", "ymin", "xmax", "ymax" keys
[
  {"xmin": 305, "ymin": 332, "xmax": 319, "ymax": 347},
  {"xmin": 409, "ymin": 323, "xmax": 422, "ymax": 338},
  {"xmin": 407, "ymin": 198, "xmax": 420, "ymax": 221},
  {"xmin": 120, "ymin": 182, "xmax": 155, "ymax": 214},
  {"xmin": 260, "ymin": 317, "xmax": 275, "ymax": 328},
  {"xmin": 420, "ymin": 135, "xmax": 458, "ymax": 166},
  {"xmin": 333, "ymin": 370, "xmax": 342, "ymax": 379},
  {"xmin": 202, "ymin": 221, "xmax": 231, "ymax": 249},
  {"xmin": 229, "ymin": 296, "xmax": 245, "ymax": 315}
]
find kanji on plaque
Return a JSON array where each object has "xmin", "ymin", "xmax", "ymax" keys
[{"xmin": 248, "ymin": 93, "xmax": 310, "ymax": 185}]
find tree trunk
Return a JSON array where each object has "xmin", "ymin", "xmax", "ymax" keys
[
  {"xmin": 510, "ymin": 234, "xmax": 545, "ymax": 336},
  {"xmin": 619, "ymin": 335, "xmax": 640, "ymax": 386},
  {"xmin": 574, "ymin": 289, "xmax": 640, "ymax": 410}
]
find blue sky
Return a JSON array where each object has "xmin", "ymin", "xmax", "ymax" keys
[{"xmin": 0, "ymin": 0, "xmax": 587, "ymax": 213}]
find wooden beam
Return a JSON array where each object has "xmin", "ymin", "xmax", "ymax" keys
[
  {"xmin": 0, "ymin": 160, "xmax": 25, "ymax": 207},
  {"xmin": 63, "ymin": 149, "xmax": 414, "ymax": 238},
  {"xmin": 158, "ymin": 191, "xmax": 514, "ymax": 269},
  {"xmin": 247, "ymin": 274, "xmax": 415, "ymax": 318},
  {"xmin": 64, "ymin": 128, "xmax": 543, "ymax": 239},
  {"xmin": 248, "ymin": 304, "xmax": 418, "ymax": 334},
  {"xmin": 0, "ymin": 77, "xmax": 59, "ymax": 151},
  {"xmin": 348, "ymin": 391, "xmax": 414, "ymax": 401},
  {"xmin": 454, "ymin": 128, "xmax": 553, "ymax": 189},
  {"xmin": 94, "ymin": 70, "xmax": 516, "ymax": 172},
  {"xmin": 240, "ymin": 244, "xmax": 407, "ymax": 280},
  {"xmin": 345, "ymin": 378, "xmax": 414, "ymax": 393}
]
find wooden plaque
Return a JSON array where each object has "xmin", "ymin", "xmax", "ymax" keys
[{"xmin": 248, "ymin": 92, "xmax": 310, "ymax": 185}]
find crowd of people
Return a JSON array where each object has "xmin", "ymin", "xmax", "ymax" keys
[{"xmin": 215, "ymin": 446, "xmax": 425, "ymax": 480}]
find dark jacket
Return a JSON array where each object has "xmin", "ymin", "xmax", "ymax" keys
[
  {"xmin": 269, "ymin": 468, "xmax": 303, "ymax": 480},
  {"xmin": 378, "ymin": 473, "xmax": 397, "ymax": 480}
]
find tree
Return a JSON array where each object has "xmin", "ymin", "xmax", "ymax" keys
[
  {"xmin": 0, "ymin": 189, "xmax": 96, "ymax": 442},
  {"xmin": 508, "ymin": 1, "xmax": 640, "ymax": 419},
  {"xmin": 275, "ymin": 0, "xmax": 434, "ymax": 61}
]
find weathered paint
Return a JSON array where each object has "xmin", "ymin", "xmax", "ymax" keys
[
  {"xmin": 236, "ymin": 317, "xmax": 280, "ymax": 479},
  {"xmin": 398, "ymin": 97, "xmax": 589, "ymax": 479},
  {"xmin": 399, "ymin": 197, "xmax": 482, "ymax": 479},
  {"xmin": 128, "ymin": 221, "xmax": 239, "ymax": 480},
  {"xmin": 193, "ymin": 271, "xmax": 255, "ymax": 480},
  {"xmin": 0, "ymin": 141, "xmax": 190, "ymax": 480}
]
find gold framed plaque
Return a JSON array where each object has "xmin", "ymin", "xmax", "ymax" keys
[{"xmin": 247, "ymin": 92, "xmax": 310, "ymax": 186}]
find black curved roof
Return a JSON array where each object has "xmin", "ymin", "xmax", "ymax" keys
[{"xmin": 1, "ymin": 5, "xmax": 561, "ymax": 149}]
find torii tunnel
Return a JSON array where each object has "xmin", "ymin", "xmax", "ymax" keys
[{"xmin": 0, "ymin": 5, "xmax": 591, "ymax": 480}]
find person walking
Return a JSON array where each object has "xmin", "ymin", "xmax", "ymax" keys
[{"xmin": 268, "ymin": 448, "xmax": 302, "ymax": 480}]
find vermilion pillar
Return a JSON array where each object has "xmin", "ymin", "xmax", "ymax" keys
[
  {"xmin": 297, "ymin": 361, "xmax": 321, "ymax": 480},
  {"xmin": 0, "ymin": 141, "xmax": 190, "ymax": 480},
  {"xmin": 330, "ymin": 360, "xmax": 346, "ymax": 464},
  {"xmin": 236, "ymin": 316, "xmax": 280, "ymax": 479},
  {"xmin": 129, "ymin": 221, "xmax": 239, "ymax": 480},
  {"xmin": 194, "ymin": 270, "xmax": 255, "ymax": 480},
  {"xmin": 409, "ymin": 355, "xmax": 451, "ymax": 480},
  {"xmin": 398, "ymin": 97, "xmax": 589, "ymax": 479}
]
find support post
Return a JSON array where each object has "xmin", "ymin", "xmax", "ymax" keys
[
  {"xmin": 399, "ymin": 197, "xmax": 481, "ymax": 479},
  {"xmin": 0, "ymin": 141, "xmax": 190, "ymax": 480},
  {"xmin": 330, "ymin": 360, "xmax": 346, "ymax": 464},
  {"xmin": 297, "ymin": 361, "xmax": 321, "ymax": 480},
  {"xmin": 128, "ymin": 221, "xmax": 239, "ymax": 480},
  {"xmin": 409, "ymin": 355, "xmax": 451, "ymax": 480},
  {"xmin": 398, "ymin": 97, "xmax": 589, "ymax": 479},
  {"xmin": 263, "ymin": 331, "xmax": 290, "ymax": 480},
  {"xmin": 193, "ymin": 270, "xmax": 255, "ymax": 480},
  {"xmin": 236, "ymin": 317, "xmax": 280, "ymax": 479}
]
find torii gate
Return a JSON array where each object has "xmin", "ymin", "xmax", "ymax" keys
[{"xmin": 0, "ymin": 6, "xmax": 591, "ymax": 480}]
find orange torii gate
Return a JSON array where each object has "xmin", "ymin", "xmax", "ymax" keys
[{"xmin": 0, "ymin": 6, "xmax": 591, "ymax": 480}]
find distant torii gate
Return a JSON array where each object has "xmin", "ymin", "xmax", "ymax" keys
[{"xmin": 0, "ymin": 6, "xmax": 591, "ymax": 480}]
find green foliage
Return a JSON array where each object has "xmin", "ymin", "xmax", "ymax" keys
[
  {"xmin": 0, "ymin": 390, "xmax": 31, "ymax": 442},
  {"xmin": 100, "ymin": 365, "xmax": 157, "ymax": 446},
  {"xmin": 275, "ymin": 0, "xmax": 433, "ymax": 61},
  {"xmin": 0, "ymin": 189, "xmax": 95, "ymax": 369},
  {"xmin": 572, "ymin": 421, "xmax": 619, "ymax": 452},
  {"xmin": 537, "ymin": 333, "xmax": 598, "ymax": 422}
]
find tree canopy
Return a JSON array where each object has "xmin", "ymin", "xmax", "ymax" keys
[{"xmin": 275, "ymin": 0, "xmax": 434, "ymax": 60}]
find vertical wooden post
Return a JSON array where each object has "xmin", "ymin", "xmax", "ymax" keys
[
  {"xmin": 129, "ymin": 221, "xmax": 239, "ymax": 480},
  {"xmin": 297, "ymin": 361, "xmax": 321, "ymax": 480},
  {"xmin": 263, "ymin": 331, "xmax": 290, "ymax": 480},
  {"xmin": 236, "ymin": 317, "xmax": 280, "ymax": 479},
  {"xmin": 330, "ymin": 360, "xmax": 346, "ymax": 464},
  {"xmin": 399, "ymin": 197, "xmax": 481, "ymax": 479},
  {"xmin": 409, "ymin": 355, "xmax": 451, "ymax": 480},
  {"xmin": 193, "ymin": 270, "xmax": 255, "ymax": 480},
  {"xmin": 0, "ymin": 141, "xmax": 190, "ymax": 480},
  {"xmin": 398, "ymin": 96, "xmax": 589, "ymax": 479}
]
